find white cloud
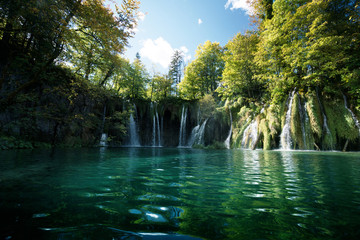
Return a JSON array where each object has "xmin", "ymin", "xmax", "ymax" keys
[
  {"xmin": 139, "ymin": 37, "xmax": 191, "ymax": 69},
  {"xmin": 225, "ymin": 0, "xmax": 254, "ymax": 15},
  {"xmin": 137, "ymin": 11, "xmax": 146, "ymax": 21},
  {"xmin": 180, "ymin": 46, "xmax": 188, "ymax": 54},
  {"xmin": 179, "ymin": 46, "xmax": 191, "ymax": 62},
  {"xmin": 140, "ymin": 37, "xmax": 173, "ymax": 68},
  {"xmin": 198, "ymin": 18, "xmax": 203, "ymax": 25}
]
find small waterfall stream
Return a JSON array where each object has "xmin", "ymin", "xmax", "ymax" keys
[
  {"xmin": 280, "ymin": 90, "xmax": 296, "ymax": 150},
  {"xmin": 316, "ymin": 90, "xmax": 333, "ymax": 149},
  {"xmin": 188, "ymin": 119, "xmax": 208, "ymax": 147},
  {"xmin": 224, "ymin": 110, "xmax": 232, "ymax": 149},
  {"xmin": 242, "ymin": 119, "xmax": 258, "ymax": 149},
  {"xmin": 178, "ymin": 105, "xmax": 188, "ymax": 147},
  {"xmin": 151, "ymin": 104, "xmax": 162, "ymax": 147},
  {"xmin": 99, "ymin": 133, "xmax": 108, "ymax": 147},
  {"xmin": 298, "ymin": 94, "xmax": 307, "ymax": 149},
  {"xmin": 129, "ymin": 113, "xmax": 141, "ymax": 146},
  {"xmin": 302, "ymin": 100, "xmax": 313, "ymax": 149},
  {"xmin": 99, "ymin": 105, "xmax": 107, "ymax": 146},
  {"xmin": 343, "ymin": 94, "xmax": 360, "ymax": 135}
]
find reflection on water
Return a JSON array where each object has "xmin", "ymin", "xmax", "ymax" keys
[{"xmin": 1, "ymin": 148, "xmax": 360, "ymax": 239}]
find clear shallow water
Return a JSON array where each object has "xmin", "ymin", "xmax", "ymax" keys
[{"xmin": 1, "ymin": 148, "xmax": 360, "ymax": 240}]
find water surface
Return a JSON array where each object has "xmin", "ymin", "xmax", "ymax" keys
[{"xmin": 1, "ymin": 148, "xmax": 360, "ymax": 239}]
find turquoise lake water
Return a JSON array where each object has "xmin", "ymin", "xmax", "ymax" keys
[{"xmin": 1, "ymin": 148, "xmax": 360, "ymax": 239}]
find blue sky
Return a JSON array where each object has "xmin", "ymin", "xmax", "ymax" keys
[{"xmin": 117, "ymin": 0, "xmax": 253, "ymax": 74}]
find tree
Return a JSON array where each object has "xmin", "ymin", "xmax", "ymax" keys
[
  {"xmin": 217, "ymin": 32, "xmax": 264, "ymax": 102},
  {"xmin": 61, "ymin": 0, "xmax": 139, "ymax": 85},
  {"xmin": 147, "ymin": 73, "xmax": 173, "ymax": 101},
  {"xmin": 178, "ymin": 41, "xmax": 224, "ymax": 100},
  {"xmin": 0, "ymin": 0, "xmax": 140, "ymax": 106},
  {"xmin": 113, "ymin": 57, "xmax": 149, "ymax": 100},
  {"xmin": 255, "ymin": 0, "xmax": 360, "ymax": 103},
  {"xmin": 168, "ymin": 50, "xmax": 184, "ymax": 95}
]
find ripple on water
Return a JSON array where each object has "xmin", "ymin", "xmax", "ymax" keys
[
  {"xmin": 128, "ymin": 209, "xmax": 142, "ymax": 215},
  {"xmin": 144, "ymin": 211, "xmax": 168, "ymax": 223},
  {"xmin": 292, "ymin": 207, "xmax": 313, "ymax": 218},
  {"xmin": 137, "ymin": 194, "xmax": 180, "ymax": 202},
  {"xmin": 32, "ymin": 213, "xmax": 50, "ymax": 218}
]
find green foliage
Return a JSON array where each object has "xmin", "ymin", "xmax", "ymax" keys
[
  {"xmin": 179, "ymin": 41, "xmax": 224, "ymax": 100},
  {"xmin": 61, "ymin": 0, "xmax": 140, "ymax": 86},
  {"xmin": 290, "ymin": 94, "xmax": 305, "ymax": 149},
  {"xmin": 259, "ymin": 118, "xmax": 271, "ymax": 150},
  {"xmin": 0, "ymin": 135, "xmax": 51, "ymax": 150},
  {"xmin": 324, "ymin": 96, "xmax": 359, "ymax": 148},
  {"xmin": 106, "ymin": 110, "xmax": 129, "ymax": 145},
  {"xmin": 266, "ymin": 104, "xmax": 281, "ymax": 141},
  {"xmin": 305, "ymin": 91, "xmax": 323, "ymax": 140},
  {"xmin": 198, "ymin": 94, "xmax": 216, "ymax": 121},
  {"xmin": 148, "ymin": 73, "xmax": 173, "ymax": 101},
  {"xmin": 217, "ymin": 32, "xmax": 264, "ymax": 102},
  {"xmin": 0, "ymin": 0, "xmax": 140, "ymax": 105},
  {"xmin": 231, "ymin": 105, "xmax": 253, "ymax": 148},
  {"xmin": 254, "ymin": 0, "xmax": 360, "ymax": 106},
  {"xmin": 113, "ymin": 57, "xmax": 149, "ymax": 100}
]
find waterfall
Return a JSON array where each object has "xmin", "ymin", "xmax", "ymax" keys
[
  {"xmin": 152, "ymin": 115, "xmax": 156, "ymax": 146},
  {"xmin": 99, "ymin": 133, "xmax": 107, "ymax": 147},
  {"xmin": 298, "ymin": 95, "xmax": 307, "ymax": 149},
  {"xmin": 129, "ymin": 113, "xmax": 141, "ymax": 146},
  {"xmin": 188, "ymin": 119, "xmax": 208, "ymax": 147},
  {"xmin": 156, "ymin": 112, "xmax": 161, "ymax": 146},
  {"xmin": 303, "ymin": 100, "xmax": 314, "ymax": 150},
  {"xmin": 178, "ymin": 105, "xmax": 188, "ymax": 147},
  {"xmin": 100, "ymin": 105, "xmax": 106, "ymax": 134},
  {"xmin": 280, "ymin": 90, "xmax": 296, "ymax": 150},
  {"xmin": 224, "ymin": 110, "xmax": 232, "ymax": 149},
  {"xmin": 316, "ymin": 90, "xmax": 333, "ymax": 149},
  {"xmin": 241, "ymin": 119, "xmax": 258, "ymax": 149},
  {"xmin": 343, "ymin": 94, "xmax": 360, "ymax": 135},
  {"xmin": 151, "ymin": 104, "xmax": 162, "ymax": 147},
  {"xmin": 99, "ymin": 105, "xmax": 107, "ymax": 147}
]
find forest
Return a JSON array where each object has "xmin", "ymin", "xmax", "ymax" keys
[{"xmin": 0, "ymin": 0, "xmax": 360, "ymax": 151}]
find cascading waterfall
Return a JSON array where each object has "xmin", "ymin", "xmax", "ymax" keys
[
  {"xmin": 188, "ymin": 119, "xmax": 208, "ymax": 147},
  {"xmin": 156, "ymin": 111, "xmax": 161, "ymax": 146},
  {"xmin": 224, "ymin": 110, "xmax": 232, "ymax": 149},
  {"xmin": 242, "ymin": 119, "xmax": 258, "ymax": 149},
  {"xmin": 280, "ymin": 90, "xmax": 296, "ymax": 150},
  {"xmin": 152, "ymin": 115, "xmax": 156, "ymax": 146},
  {"xmin": 316, "ymin": 90, "xmax": 333, "ymax": 149},
  {"xmin": 178, "ymin": 105, "xmax": 188, "ymax": 147},
  {"xmin": 99, "ymin": 105, "xmax": 107, "ymax": 146},
  {"xmin": 302, "ymin": 100, "xmax": 313, "ymax": 149},
  {"xmin": 343, "ymin": 94, "xmax": 360, "ymax": 135},
  {"xmin": 129, "ymin": 113, "xmax": 141, "ymax": 146},
  {"xmin": 187, "ymin": 126, "xmax": 199, "ymax": 147},
  {"xmin": 298, "ymin": 94, "xmax": 307, "ymax": 149},
  {"xmin": 151, "ymin": 104, "xmax": 162, "ymax": 147},
  {"xmin": 99, "ymin": 133, "xmax": 107, "ymax": 147},
  {"xmin": 297, "ymin": 95, "xmax": 313, "ymax": 150}
]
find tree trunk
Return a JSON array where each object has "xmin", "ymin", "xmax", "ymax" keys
[
  {"xmin": 99, "ymin": 66, "xmax": 114, "ymax": 86},
  {"xmin": 342, "ymin": 139, "xmax": 349, "ymax": 152}
]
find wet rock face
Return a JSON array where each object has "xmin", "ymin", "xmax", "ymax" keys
[
  {"xmin": 204, "ymin": 117, "xmax": 229, "ymax": 146},
  {"xmin": 160, "ymin": 108, "xmax": 180, "ymax": 147}
]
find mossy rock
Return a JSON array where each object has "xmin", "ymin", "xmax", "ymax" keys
[
  {"xmin": 323, "ymin": 96, "xmax": 359, "ymax": 149},
  {"xmin": 305, "ymin": 91, "xmax": 323, "ymax": 140},
  {"xmin": 259, "ymin": 118, "xmax": 271, "ymax": 150},
  {"xmin": 290, "ymin": 93, "xmax": 304, "ymax": 149},
  {"xmin": 232, "ymin": 118, "xmax": 252, "ymax": 148}
]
